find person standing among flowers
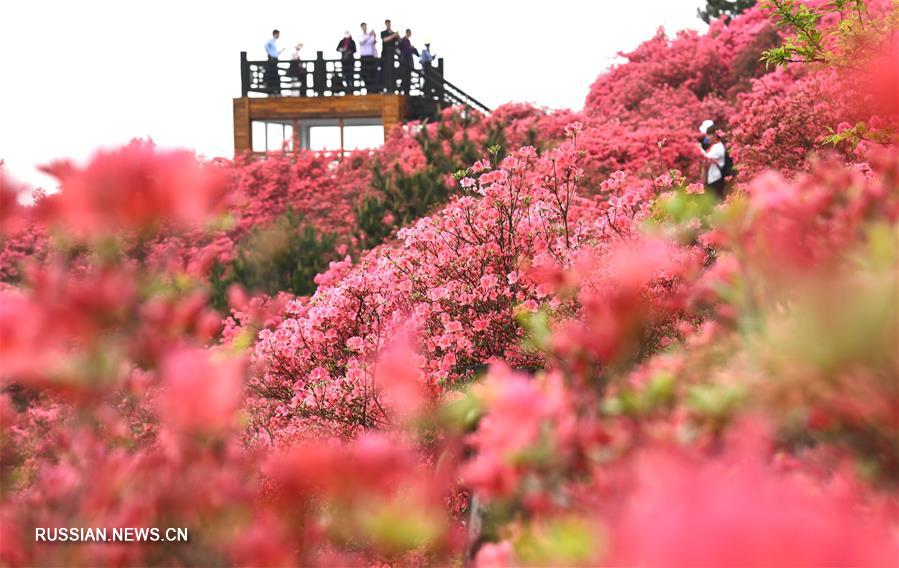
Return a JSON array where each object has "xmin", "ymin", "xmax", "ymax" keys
[{"xmin": 698, "ymin": 120, "xmax": 728, "ymax": 198}]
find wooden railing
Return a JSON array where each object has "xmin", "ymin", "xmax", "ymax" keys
[{"xmin": 239, "ymin": 50, "xmax": 490, "ymax": 118}]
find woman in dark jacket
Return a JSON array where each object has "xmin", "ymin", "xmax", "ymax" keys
[{"xmin": 336, "ymin": 32, "xmax": 357, "ymax": 93}]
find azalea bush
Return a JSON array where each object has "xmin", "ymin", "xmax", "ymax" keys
[
  {"xmin": 249, "ymin": 140, "xmax": 645, "ymax": 441},
  {"xmin": 2, "ymin": 2, "xmax": 898, "ymax": 566}
]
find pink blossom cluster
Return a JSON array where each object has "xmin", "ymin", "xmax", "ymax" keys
[{"xmin": 250, "ymin": 140, "xmax": 634, "ymax": 440}]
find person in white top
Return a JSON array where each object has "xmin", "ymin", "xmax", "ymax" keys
[
  {"xmin": 698, "ymin": 120, "xmax": 727, "ymax": 198},
  {"xmin": 359, "ymin": 22, "xmax": 379, "ymax": 92},
  {"xmin": 288, "ymin": 43, "xmax": 305, "ymax": 96}
]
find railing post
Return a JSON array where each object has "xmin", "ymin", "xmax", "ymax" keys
[
  {"xmin": 436, "ymin": 57, "xmax": 445, "ymax": 104},
  {"xmin": 313, "ymin": 51, "xmax": 326, "ymax": 96},
  {"xmin": 240, "ymin": 51, "xmax": 250, "ymax": 97}
]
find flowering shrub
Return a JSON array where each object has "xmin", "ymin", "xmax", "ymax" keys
[
  {"xmin": 0, "ymin": 221, "xmax": 46, "ymax": 284},
  {"xmin": 580, "ymin": 1, "xmax": 897, "ymax": 184},
  {"xmin": 250, "ymin": 140, "xmax": 638, "ymax": 440},
  {"xmin": 729, "ymin": 68, "xmax": 853, "ymax": 176},
  {"xmin": 580, "ymin": 9, "xmax": 778, "ymax": 181}
]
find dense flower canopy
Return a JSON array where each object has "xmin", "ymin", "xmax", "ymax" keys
[{"xmin": 1, "ymin": 2, "xmax": 898, "ymax": 566}]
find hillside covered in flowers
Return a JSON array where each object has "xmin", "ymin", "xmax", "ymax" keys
[{"xmin": 1, "ymin": 1, "xmax": 898, "ymax": 566}]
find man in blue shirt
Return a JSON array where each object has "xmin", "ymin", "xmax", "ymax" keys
[
  {"xmin": 265, "ymin": 29, "xmax": 283, "ymax": 95},
  {"xmin": 419, "ymin": 42, "xmax": 434, "ymax": 66}
]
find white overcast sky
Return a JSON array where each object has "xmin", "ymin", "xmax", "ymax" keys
[{"xmin": 0, "ymin": 0, "xmax": 705, "ymax": 191}]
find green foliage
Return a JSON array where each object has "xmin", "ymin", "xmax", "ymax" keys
[
  {"xmin": 209, "ymin": 209, "xmax": 337, "ymax": 310},
  {"xmin": 356, "ymin": 164, "xmax": 452, "ymax": 250},
  {"xmin": 359, "ymin": 501, "xmax": 445, "ymax": 554},
  {"xmin": 698, "ymin": 0, "xmax": 757, "ymax": 24},
  {"xmin": 355, "ymin": 118, "xmax": 506, "ymax": 251},
  {"xmin": 761, "ymin": 0, "xmax": 830, "ymax": 66},
  {"xmin": 515, "ymin": 518, "xmax": 603, "ymax": 565},
  {"xmin": 760, "ymin": 0, "xmax": 879, "ymax": 68},
  {"xmin": 518, "ymin": 309, "xmax": 553, "ymax": 353},
  {"xmin": 647, "ymin": 184, "xmax": 720, "ymax": 244},
  {"xmin": 761, "ymin": 0, "xmax": 897, "ymax": 148},
  {"xmin": 686, "ymin": 382, "xmax": 749, "ymax": 430},
  {"xmin": 439, "ymin": 389, "xmax": 486, "ymax": 434},
  {"xmin": 822, "ymin": 121, "xmax": 897, "ymax": 148},
  {"xmin": 654, "ymin": 186, "xmax": 719, "ymax": 223},
  {"xmin": 602, "ymin": 372, "xmax": 677, "ymax": 417},
  {"xmin": 214, "ymin": 112, "xmax": 514, "ymax": 309}
]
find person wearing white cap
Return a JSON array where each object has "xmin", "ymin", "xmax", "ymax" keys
[
  {"xmin": 336, "ymin": 31, "xmax": 357, "ymax": 93},
  {"xmin": 698, "ymin": 119, "xmax": 728, "ymax": 198},
  {"xmin": 420, "ymin": 41, "xmax": 434, "ymax": 65},
  {"xmin": 698, "ymin": 119, "xmax": 713, "ymax": 150},
  {"xmin": 420, "ymin": 41, "xmax": 435, "ymax": 97}
]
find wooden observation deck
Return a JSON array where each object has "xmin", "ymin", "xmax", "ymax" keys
[{"xmin": 232, "ymin": 51, "xmax": 489, "ymax": 154}]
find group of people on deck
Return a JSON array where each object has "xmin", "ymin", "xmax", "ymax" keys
[{"xmin": 264, "ymin": 20, "xmax": 436, "ymax": 96}]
